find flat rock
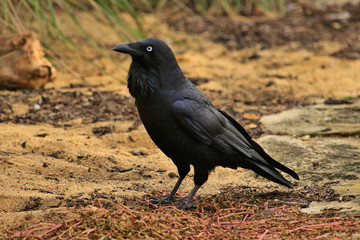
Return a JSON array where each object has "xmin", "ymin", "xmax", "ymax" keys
[
  {"xmin": 258, "ymin": 135, "xmax": 360, "ymax": 185},
  {"xmin": 331, "ymin": 180, "xmax": 360, "ymax": 197},
  {"xmin": 301, "ymin": 200, "xmax": 360, "ymax": 214},
  {"xmin": 260, "ymin": 100, "xmax": 360, "ymax": 136},
  {"xmin": 301, "ymin": 179, "xmax": 360, "ymax": 215},
  {"xmin": 258, "ymin": 135, "xmax": 360, "ymax": 214}
]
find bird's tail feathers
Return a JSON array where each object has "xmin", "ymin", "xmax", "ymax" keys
[
  {"xmin": 252, "ymin": 142, "xmax": 300, "ymax": 180},
  {"xmin": 241, "ymin": 159, "xmax": 294, "ymax": 188},
  {"xmin": 217, "ymin": 109, "xmax": 299, "ymax": 181}
]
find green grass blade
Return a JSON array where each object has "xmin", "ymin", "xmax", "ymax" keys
[
  {"xmin": 93, "ymin": 0, "xmax": 145, "ymax": 39},
  {"xmin": 28, "ymin": 0, "xmax": 44, "ymax": 37},
  {"xmin": 1, "ymin": 0, "xmax": 10, "ymax": 28},
  {"xmin": 66, "ymin": 8, "xmax": 111, "ymax": 58},
  {"xmin": 219, "ymin": 0, "xmax": 235, "ymax": 17},
  {"xmin": 235, "ymin": 0, "xmax": 241, "ymax": 15},
  {"xmin": 0, "ymin": 1, "xmax": 13, "ymax": 32}
]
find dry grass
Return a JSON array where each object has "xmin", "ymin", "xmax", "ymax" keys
[{"xmin": 4, "ymin": 185, "xmax": 360, "ymax": 239}]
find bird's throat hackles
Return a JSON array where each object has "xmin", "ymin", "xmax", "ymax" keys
[{"xmin": 128, "ymin": 59, "xmax": 159, "ymax": 99}]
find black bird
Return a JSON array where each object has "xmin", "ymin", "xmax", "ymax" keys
[{"xmin": 112, "ymin": 38, "xmax": 299, "ymax": 209}]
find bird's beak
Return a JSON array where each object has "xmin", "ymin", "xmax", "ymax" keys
[{"xmin": 112, "ymin": 42, "xmax": 143, "ymax": 57}]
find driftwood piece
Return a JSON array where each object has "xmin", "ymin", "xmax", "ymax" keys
[{"xmin": 0, "ymin": 32, "xmax": 56, "ymax": 89}]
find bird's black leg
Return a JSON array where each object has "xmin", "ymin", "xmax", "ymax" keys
[
  {"xmin": 150, "ymin": 163, "xmax": 190, "ymax": 204},
  {"xmin": 176, "ymin": 184, "xmax": 201, "ymax": 209},
  {"xmin": 176, "ymin": 165, "xmax": 208, "ymax": 209},
  {"xmin": 150, "ymin": 176, "xmax": 185, "ymax": 204}
]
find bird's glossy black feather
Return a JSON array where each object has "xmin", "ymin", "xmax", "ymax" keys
[{"xmin": 112, "ymin": 38, "xmax": 299, "ymax": 208}]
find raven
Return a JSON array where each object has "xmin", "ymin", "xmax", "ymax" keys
[{"xmin": 113, "ymin": 38, "xmax": 299, "ymax": 209}]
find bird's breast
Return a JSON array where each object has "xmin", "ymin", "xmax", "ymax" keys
[
  {"xmin": 135, "ymin": 94, "xmax": 177, "ymax": 141},
  {"xmin": 134, "ymin": 93, "xmax": 199, "ymax": 160},
  {"xmin": 134, "ymin": 91, "xmax": 229, "ymax": 170}
]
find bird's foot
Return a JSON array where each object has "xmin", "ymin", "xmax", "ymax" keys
[
  {"xmin": 172, "ymin": 196, "xmax": 188, "ymax": 202},
  {"xmin": 149, "ymin": 196, "xmax": 175, "ymax": 204},
  {"xmin": 150, "ymin": 194, "xmax": 189, "ymax": 204},
  {"xmin": 175, "ymin": 199, "xmax": 199, "ymax": 210},
  {"xmin": 150, "ymin": 195, "xmax": 198, "ymax": 209}
]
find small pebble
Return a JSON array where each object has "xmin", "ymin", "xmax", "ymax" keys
[{"xmin": 301, "ymin": 135, "xmax": 310, "ymax": 141}]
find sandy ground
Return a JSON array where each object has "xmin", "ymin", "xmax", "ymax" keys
[{"xmin": 1, "ymin": 11, "xmax": 360, "ymax": 228}]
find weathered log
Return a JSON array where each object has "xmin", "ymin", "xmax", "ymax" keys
[{"xmin": 0, "ymin": 32, "xmax": 56, "ymax": 89}]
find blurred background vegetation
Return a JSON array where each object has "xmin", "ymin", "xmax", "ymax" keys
[{"xmin": 0, "ymin": 0, "xmax": 288, "ymax": 59}]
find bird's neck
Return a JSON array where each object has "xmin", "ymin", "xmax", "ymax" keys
[
  {"xmin": 127, "ymin": 60, "xmax": 186, "ymax": 99},
  {"xmin": 158, "ymin": 65, "xmax": 186, "ymax": 90}
]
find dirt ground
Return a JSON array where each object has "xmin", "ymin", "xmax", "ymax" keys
[{"xmin": 1, "ymin": 2, "xmax": 360, "ymax": 229}]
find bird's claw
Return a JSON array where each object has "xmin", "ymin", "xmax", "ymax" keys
[
  {"xmin": 150, "ymin": 196, "xmax": 175, "ymax": 204},
  {"xmin": 150, "ymin": 195, "xmax": 188, "ymax": 204},
  {"xmin": 150, "ymin": 196, "xmax": 198, "ymax": 209},
  {"xmin": 176, "ymin": 200, "xmax": 199, "ymax": 210}
]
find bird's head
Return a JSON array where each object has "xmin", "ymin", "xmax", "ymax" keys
[
  {"xmin": 112, "ymin": 38, "xmax": 180, "ymax": 72},
  {"xmin": 112, "ymin": 38, "xmax": 185, "ymax": 98}
]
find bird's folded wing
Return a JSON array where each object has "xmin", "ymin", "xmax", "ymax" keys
[{"xmin": 172, "ymin": 98, "xmax": 257, "ymax": 159}]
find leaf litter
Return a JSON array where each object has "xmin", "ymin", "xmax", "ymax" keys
[{"xmin": 4, "ymin": 184, "xmax": 359, "ymax": 239}]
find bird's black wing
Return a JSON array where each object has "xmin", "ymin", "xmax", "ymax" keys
[
  {"xmin": 172, "ymin": 96, "xmax": 298, "ymax": 187},
  {"xmin": 172, "ymin": 97, "xmax": 257, "ymax": 159}
]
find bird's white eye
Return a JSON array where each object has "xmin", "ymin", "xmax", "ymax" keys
[{"xmin": 146, "ymin": 46, "xmax": 153, "ymax": 52}]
